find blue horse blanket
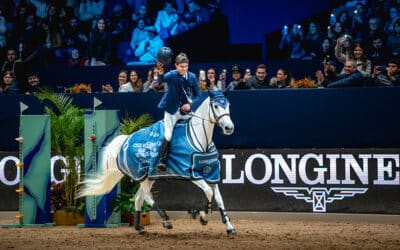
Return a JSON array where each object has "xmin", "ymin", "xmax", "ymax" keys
[{"xmin": 116, "ymin": 120, "xmax": 221, "ymax": 183}]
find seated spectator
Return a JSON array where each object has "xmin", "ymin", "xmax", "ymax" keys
[
  {"xmin": 351, "ymin": 43, "xmax": 371, "ymax": 77},
  {"xmin": 1, "ymin": 70, "xmax": 22, "ymax": 95},
  {"xmin": 367, "ymin": 35, "xmax": 387, "ymax": 67},
  {"xmin": 85, "ymin": 18, "xmax": 112, "ymax": 66},
  {"xmin": 270, "ymin": 68, "xmax": 293, "ymax": 88},
  {"xmin": 1, "ymin": 48, "xmax": 25, "ymax": 83},
  {"xmin": 315, "ymin": 59, "xmax": 338, "ymax": 87},
  {"xmin": 384, "ymin": 7, "xmax": 400, "ymax": 35},
  {"xmin": 371, "ymin": 58, "xmax": 400, "ymax": 86},
  {"xmin": 0, "ymin": 14, "xmax": 6, "ymax": 57},
  {"xmin": 205, "ymin": 67, "xmax": 221, "ymax": 90},
  {"xmin": 217, "ymin": 69, "xmax": 227, "ymax": 90},
  {"xmin": 119, "ymin": 69, "xmax": 143, "ymax": 92},
  {"xmin": 103, "ymin": 69, "xmax": 128, "ymax": 93},
  {"xmin": 328, "ymin": 21, "xmax": 345, "ymax": 45},
  {"xmin": 125, "ymin": 18, "xmax": 148, "ymax": 62},
  {"xmin": 62, "ymin": 16, "xmax": 89, "ymax": 58},
  {"xmin": 183, "ymin": 0, "xmax": 211, "ymax": 29},
  {"xmin": 154, "ymin": 1, "xmax": 179, "ymax": 39},
  {"xmin": 143, "ymin": 67, "xmax": 166, "ymax": 92},
  {"xmin": 304, "ymin": 22, "xmax": 324, "ymax": 59},
  {"xmin": 133, "ymin": 26, "xmax": 164, "ymax": 64},
  {"xmin": 334, "ymin": 34, "xmax": 353, "ymax": 67},
  {"xmin": 66, "ymin": 48, "xmax": 86, "ymax": 68},
  {"xmin": 324, "ymin": 60, "xmax": 363, "ymax": 88},
  {"xmin": 24, "ymin": 72, "xmax": 40, "ymax": 95},
  {"xmin": 131, "ymin": 4, "xmax": 153, "ymax": 26},
  {"xmin": 386, "ymin": 18, "xmax": 400, "ymax": 58},
  {"xmin": 225, "ymin": 65, "xmax": 246, "ymax": 91},
  {"xmin": 247, "ymin": 64, "xmax": 270, "ymax": 89},
  {"xmin": 315, "ymin": 38, "xmax": 334, "ymax": 60}
]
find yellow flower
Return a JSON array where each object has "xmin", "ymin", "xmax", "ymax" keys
[
  {"xmin": 291, "ymin": 77, "xmax": 317, "ymax": 88},
  {"xmin": 65, "ymin": 83, "xmax": 92, "ymax": 93}
]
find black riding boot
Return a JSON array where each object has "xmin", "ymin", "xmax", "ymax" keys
[{"xmin": 157, "ymin": 139, "xmax": 170, "ymax": 171}]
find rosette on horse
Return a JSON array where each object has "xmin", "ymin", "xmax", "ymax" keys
[{"xmin": 77, "ymin": 90, "xmax": 237, "ymax": 235}]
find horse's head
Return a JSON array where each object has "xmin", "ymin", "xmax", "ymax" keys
[{"xmin": 209, "ymin": 91, "xmax": 234, "ymax": 135}]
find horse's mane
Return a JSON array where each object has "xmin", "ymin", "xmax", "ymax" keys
[{"xmin": 191, "ymin": 90, "xmax": 224, "ymax": 112}]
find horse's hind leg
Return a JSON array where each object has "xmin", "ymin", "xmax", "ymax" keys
[
  {"xmin": 211, "ymin": 184, "xmax": 237, "ymax": 235},
  {"xmin": 141, "ymin": 180, "xmax": 173, "ymax": 229}
]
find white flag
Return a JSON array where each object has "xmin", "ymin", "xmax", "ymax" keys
[
  {"xmin": 20, "ymin": 102, "xmax": 28, "ymax": 114},
  {"xmin": 94, "ymin": 97, "xmax": 102, "ymax": 109}
]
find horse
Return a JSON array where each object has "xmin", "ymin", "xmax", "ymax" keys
[{"xmin": 77, "ymin": 90, "xmax": 237, "ymax": 235}]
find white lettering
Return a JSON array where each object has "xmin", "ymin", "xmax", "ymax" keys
[
  {"xmin": 244, "ymin": 153, "xmax": 272, "ymax": 185},
  {"xmin": 299, "ymin": 154, "xmax": 326, "ymax": 185},
  {"xmin": 271, "ymin": 154, "xmax": 298, "ymax": 184},
  {"xmin": 326, "ymin": 154, "xmax": 340, "ymax": 184},
  {"xmin": 342, "ymin": 154, "xmax": 369, "ymax": 185},
  {"xmin": 222, "ymin": 154, "xmax": 244, "ymax": 184},
  {"xmin": 373, "ymin": 154, "xmax": 399, "ymax": 185},
  {"xmin": 0, "ymin": 156, "xmax": 20, "ymax": 186}
]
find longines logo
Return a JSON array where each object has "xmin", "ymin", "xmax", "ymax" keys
[{"xmin": 222, "ymin": 153, "xmax": 400, "ymax": 212}]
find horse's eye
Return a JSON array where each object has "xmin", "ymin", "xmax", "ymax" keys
[{"xmin": 214, "ymin": 104, "xmax": 219, "ymax": 109}]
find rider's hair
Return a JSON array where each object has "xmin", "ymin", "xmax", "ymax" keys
[{"xmin": 175, "ymin": 53, "xmax": 189, "ymax": 64}]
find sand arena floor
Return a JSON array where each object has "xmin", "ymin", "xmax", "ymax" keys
[{"xmin": 1, "ymin": 211, "xmax": 400, "ymax": 249}]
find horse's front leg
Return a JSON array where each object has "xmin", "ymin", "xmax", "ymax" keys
[
  {"xmin": 211, "ymin": 184, "xmax": 237, "ymax": 235},
  {"xmin": 134, "ymin": 179, "xmax": 154, "ymax": 234},
  {"xmin": 192, "ymin": 179, "xmax": 213, "ymax": 225}
]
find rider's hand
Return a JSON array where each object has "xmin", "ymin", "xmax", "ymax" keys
[{"xmin": 181, "ymin": 103, "xmax": 191, "ymax": 112}]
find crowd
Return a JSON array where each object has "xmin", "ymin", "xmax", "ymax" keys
[{"xmin": 1, "ymin": 0, "xmax": 399, "ymax": 95}]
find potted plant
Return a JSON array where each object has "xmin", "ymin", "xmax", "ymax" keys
[
  {"xmin": 36, "ymin": 89, "xmax": 85, "ymax": 224},
  {"xmin": 111, "ymin": 113, "xmax": 154, "ymax": 225}
]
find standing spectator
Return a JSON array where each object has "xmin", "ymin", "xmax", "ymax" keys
[
  {"xmin": 371, "ymin": 58, "xmax": 400, "ymax": 86},
  {"xmin": 248, "ymin": 64, "xmax": 270, "ymax": 89},
  {"xmin": 1, "ymin": 70, "xmax": 21, "ymax": 95},
  {"xmin": 386, "ymin": 18, "xmax": 400, "ymax": 58},
  {"xmin": 279, "ymin": 24, "xmax": 306, "ymax": 59},
  {"xmin": 134, "ymin": 26, "xmax": 163, "ymax": 64},
  {"xmin": 119, "ymin": 69, "xmax": 143, "ymax": 92},
  {"xmin": 270, "ymin": 68, "xmax": 293, "ymax": 88},
  {"xmin": 324, "ymin": 60, "xmax": 362, "ymax": 88},
  {"xmin": 304, "ymin": 22, "xmax": 324, "ymax": 59},
  {"xmin": 85, "ymin": 18, "xmax": 112, "ymax": 66},
  {"xmin": 24, "ymin": 72, "xmax": 40, "ymax": 95},
  {"xmin": 154, "ymin": 1, "xmax": 179, "ymax": 39}
]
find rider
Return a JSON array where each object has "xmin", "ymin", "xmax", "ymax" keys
[{"xmin": 156, "ymin": 52, "xmax": 201, "ymax": 171}]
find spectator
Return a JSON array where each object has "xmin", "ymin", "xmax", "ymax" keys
[
  {"xmin": 386, "ymin": 18, "xmax": 400, "ymax": 58},
  {"xmin": 0, "ymin": 14, "xmax": 6, "ymax": 57},
  {"xmin": 304, "ymin": 22, "xmax": 324, "ymax": 59},
  {"xmin": 324, "ymin": 60, "xmax": 363, "ymax": 88},
  {"xmin": 154, "ymin": 1, "xmax": 179, "ymax": 39},
  {"xmin": 24, "ymin": 72, "xmax": 40, "ymax": 95},
  {"xmin": 337, "ymin": 10, "xmax": 351, "ymax": 32},
  {"xmin": 225, "ymin": 65, "xmax": 245, "ymax": 91},
  {"xmin": 103, "ymin": 69, "xmax": 128, "ymax": 93},
  {"xmin": 205, "ymin": 67, "xmax": 221, "ymax": 90},
  {"xmin": 85, "ymin": 18, "xmax": 112, "ymax": 66},
  {"xmin": 248, "ymin": 64, "xmax": 270, "ymax": 89},
  {"xmin": 371, "ymin": 58, "xmax": 400, "ymax": 86},
  {"xmin": 63, "ymin": 16, "xmax": 89, "ymax": 57},
  {"xmin": 279, "ymin": 24, "xmax": 306, "ymax": 59},
  {"xmin": 131, "ymin": 4, "xmax": 153, "ymax": 26},
  {"xmin": 328, "ymin": 21, "xmax": 345, "ymax": 45},
  {"xmin": 384, "ymin": 7, "xmax": 400, "ymax": 35},
  {"xmin": 350, "ymin": 43, "xmax": 371, "ymax": 77},
  {"xmin": 1, "ymin": 48, "xmax": 25, "ymax": 83},
  {"xmin": 183, "ymin": 0, "xmax": 211, "ymax": 29},
  {"xmin": 270, "ymin": 68, "xmax": 293, "ymax": 88},
  {"xmin": 368, "ymin": 35, "xmax": 387, "ymax": 67},
  {"xmin": 119, "ymin": 69, "xmax": 143, "ymax": 92},
  {"xmin": 334, "ymin": 34, "xmax": 353, "ymax": 67},
  {"xmin": 217, "ymin": 69, "xmax": 227, "ymax": 90},
  {"xmin": 351, "ymin": 2, "xmax": 368, "ymax": 40},
  {"xmin": 143, "ymin": 66, "xmax": 166, "ymax": 92},
  {"xmin": 1, "ymin": 70, "xmax": 22, "ymax": 95},
  {"xmin": 134, "ymin": 26, "xmax": 163, "ymax": 64},
  {"xmin": 78, "ymin": 0, "xmax": 105, "ymax": 23},
  {"xmin": 36, "ymin": 20, "xmax": 63, "ymax": 65},
  {"xmin": 126, "ymin": 18, "xmax": 148, "ymax": 59},
  {"xmin": 66, "ymin": 48, "xmax": 85, "ymax": 68}
]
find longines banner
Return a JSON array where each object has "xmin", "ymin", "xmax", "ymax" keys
[{"xmin": 1, "ymin": 149, "xmax": 399, "ymax": 213}]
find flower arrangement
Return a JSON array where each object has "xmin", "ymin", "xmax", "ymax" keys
[
  {"xmin": 291, "ymin": 77, "xmax": 317, "ymax": 88},
  {"xmin": 65, "ymin": 83, "xmax": 92, "ymax": 93}
]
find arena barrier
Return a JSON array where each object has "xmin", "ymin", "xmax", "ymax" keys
[
  {"xmin": 82, "ymin": 104, "xmax": 121, "ymax": 227},
  {"xmin": 2, "ymin": 103, "xmax": 52, "ymax": 227}
]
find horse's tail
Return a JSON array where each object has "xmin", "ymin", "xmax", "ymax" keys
[{"xmin": 76, "ymin": 135, "xmax": 128, "ymax": 198}]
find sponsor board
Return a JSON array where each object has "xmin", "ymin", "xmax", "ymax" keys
[{"xmin": 1, "ymin": 149, "xmax": 400, "ymax": 213}]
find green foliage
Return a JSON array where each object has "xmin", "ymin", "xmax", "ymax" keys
[
  {"xmin": 36, "ymin": 88, "xmax": 84, "ymax": 209},
  {"xmin": 120, "ymin": 113, "xmax": 153, "ymax": 135}
]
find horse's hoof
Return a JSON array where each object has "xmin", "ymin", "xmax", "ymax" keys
[
  {"xmin": 163, "ymin": 220, "xmax": 173, "ymax": 229},
  {"xmin": 135, "ymin": 225, "xmax": 145, "ymax": 235},
  {"xmin": 227, "ymin": 228, "xmax": 237, "ymax": 235},
  {"xmin": 199, "ymin": 216, "xmax": 208, "ymax": 226}
]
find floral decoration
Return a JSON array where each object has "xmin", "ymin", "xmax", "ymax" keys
[
  {"xmin": 291, "ymin": 77, "xmax": 317, "ymax": 88},
  {"xmin": 65, "ymin": 83, "xmax": 92, "ymax": 93}
]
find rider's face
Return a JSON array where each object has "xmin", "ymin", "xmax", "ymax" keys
[{"xmin": 175, "ymin": 62, "xmax": 188, "ymax": 76}]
